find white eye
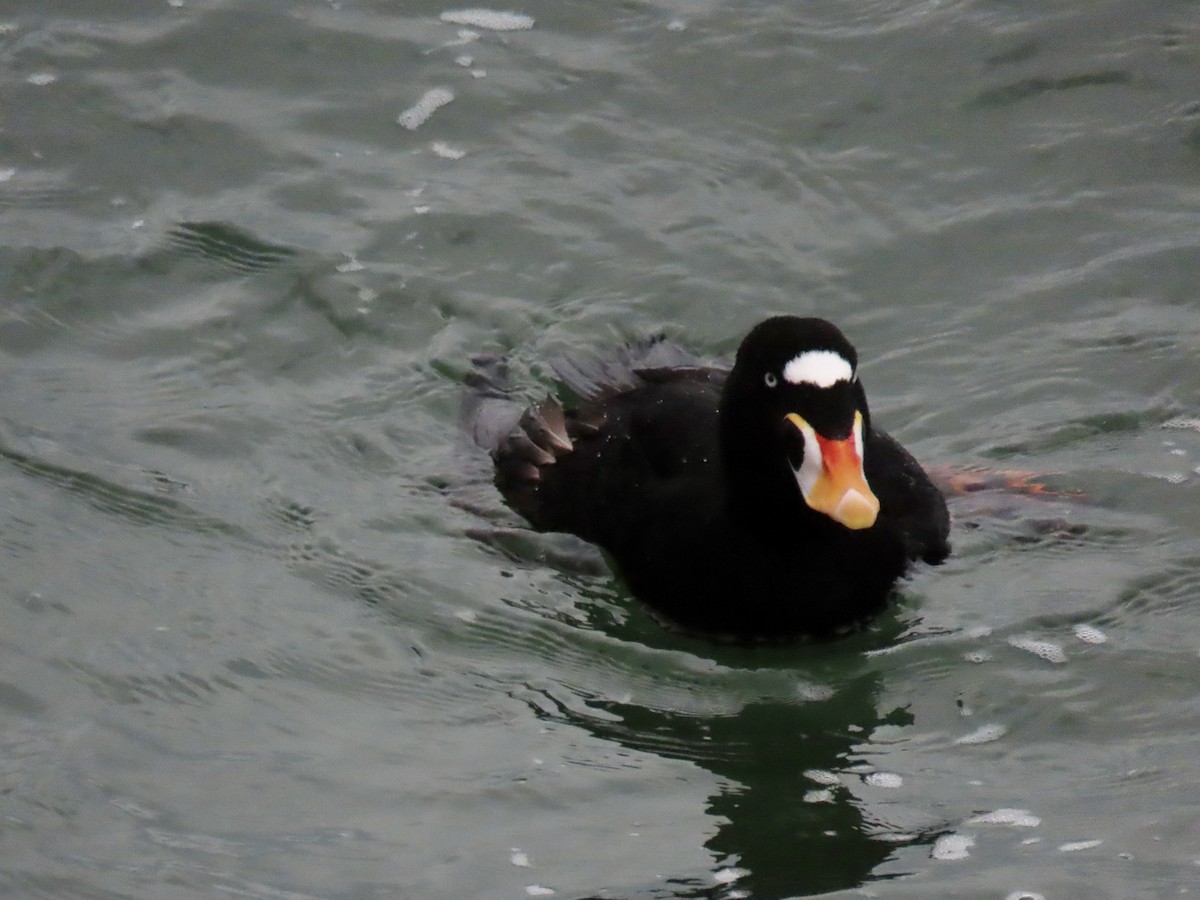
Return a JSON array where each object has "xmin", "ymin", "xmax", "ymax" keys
[{"xmin": 764, "ymin": 372, "xmax": 778, "ymax": 388}]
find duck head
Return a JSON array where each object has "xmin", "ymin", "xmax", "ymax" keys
[{"xmin": 720, "ymin": 316, "xmax": 880, "ymax": 530}]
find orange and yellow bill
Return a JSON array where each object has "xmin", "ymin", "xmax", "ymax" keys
[{"xmin": 784, "ymin": 410, "xmax": 880, "ymax": 530}]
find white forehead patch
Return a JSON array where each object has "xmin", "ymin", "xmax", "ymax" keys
[{"xmin": 782, "ymin": 350, "xmax": 853, "ymax": 388}]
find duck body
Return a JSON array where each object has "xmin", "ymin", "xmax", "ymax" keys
[{"xmin": 472, "ymin": 317, "xmax": 949, "ymax": 639}]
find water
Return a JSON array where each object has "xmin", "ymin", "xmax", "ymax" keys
[{"xmin": 2, "ymin": 1, "xmax": 1199, "ymax": 897}]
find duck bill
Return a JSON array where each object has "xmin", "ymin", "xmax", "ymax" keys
[{"xmin": 785, "ymin": 411, "xmax": 880, "ymax": 530}]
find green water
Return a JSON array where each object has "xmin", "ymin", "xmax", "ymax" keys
[{"xmin": 2, "ymin": 2, "xmax": 1199, "ymax": 897}]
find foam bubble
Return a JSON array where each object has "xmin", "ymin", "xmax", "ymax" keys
[
  {"xmin": 967, "ymin": 808, "xmax": 1041, "ymax": 827},
  {"xmin": 1058, "ymin": 839, "xmax": 1103, "ymax": 852},
  {"xmin": 444, "ymin": 28, "xmax": 480, "ymax": 46},
  {"xmin": 1073, "ymin": 623, "xmax": 1107, "ymax": 644},
  {"xmin": 931, "ymin": 833, "xmax": 974, "ymax": 860},
  {"xmin": 864, "ymin": 772, "xmax": 903, "ymax": 788},
  {"xmin": 713, "ymin": 867, "xmax": 749, "ymax": 885},
  {"xmin": 440, "ymin": 9, "xmax": 535, "ymax": 30},
  {"xmin": 1146, "ymin": 471, "xmax": 1188, "ymax": 484},
  {"xmin": 510, "ymin": 848, "xmax": 530, "ymax": 867},
  {"xmin": 1006, "ymin": 892, "xmax": 1046, "ymax": 900},
  {"xmin": 1163, "ymin": 416, "xmax": 1200, "ymax": 433},
  {"xmin": 803, "ymin": 768, "xmax": 841, "ymax": 786},
  {"xmin": 525, "ymin": 886, "xmax": 555, "ymax": 897},
  {"xmin": 797, "ymin": 683, "xmax": 835, "ymax": 701},
  {"xmin": 336, "ymin": 252, "xmax": 364, "ymax": 273},
  {"xmin": 431, "ymin": 141, "xmax": 466, "ymax": 159},
  {"xmin": 955, "ymin": 723, "xmax": 1008, "ymax": 745},
  {"xmin": 1008, "ymin": 636, "xmax": 1067, "ymax": 664},
  {"xmin": 397, "ymin": 87, "xmax": 455, "ymax": 130},
  {"xmin": 877, "ymin": 831, "xmax": 919, "ymax": 843}
]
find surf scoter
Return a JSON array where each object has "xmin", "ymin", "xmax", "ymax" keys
[{"xmin": 467, "ymin": 316, "xmax": 950, "ymax": 639}]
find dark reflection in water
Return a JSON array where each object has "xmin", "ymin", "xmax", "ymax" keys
[{"xmin": 542, "ymin": 615, "xmax": 935, "ymax": 899}]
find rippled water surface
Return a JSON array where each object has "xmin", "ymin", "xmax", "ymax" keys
[{"xmin": 3, "ymin": 1, "xmax": 1200, "ymax": 898}]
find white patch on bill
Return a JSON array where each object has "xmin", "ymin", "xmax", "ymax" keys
[
  {"xmin": 786, "ymin": 414, "xmax": 823, "ymax": 499},
  {"xmin": 782, "ymin": 350, "xmax": 853, "ymax": 388}
]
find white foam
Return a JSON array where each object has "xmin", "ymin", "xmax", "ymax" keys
[
  {"xmin": 877, "ymin": 831, "xmax": 920, "ymax": 843},
  {"xmin": 967, "ymin": 808, "xmax": 1041, "ymax": 827},
  {"xmin": 864, "ymin": 772, "xmax": 903, "ymax": 788},
  {"xmin": 431, "ymin": 141, "xmax": 466, "ymax": 159},
  {"xmin": 397, "ymin": 87, "xmax": 455, "ymax": 130},
  {"xmin": 931, "ymin": 833, "xmax": 974, "ymax": 860},
  {"xmin": 525, "ymin": 886, "xmax": 555, "ymax": 897},
  {"xmin": 440, "ymin": 9, "xmax": 535, "ymax": 30},
  {"xmin": 782, "ymin": 350, "xmax": 853, "ymax": 388},
  {"xmin": 336, "ymin": 252, "xmax": 364, "ymax": 273},
  {"xmin": 803, "ymin": 768, "xmax": 841, "ymax": 786},
  {"xmin": 803, "ymin": 789, "xmax": 834, "ymax": 803},
  {"xmin": 955, "ymin": 723, "xmax": 1008, "ymax": 745},
  {"xmin": 1163, "ymin": 416, "xmax": 1200, "ymax": 433},
  {"xmin": 1008, "ymin": 636, "xmax": 1067, "ymax": 664},
  {"xmin": 1058, "ymin": 839, "xmax": 1103, "ymax": 852},
  {"xmin": 797, "ymin": 682, "xmax": 834, "ymax": 701},
  {"xmin": 1006, "ymin": 892, "xmax": 1046, "ymax": 900},
  {"xmin": 1146, "ymin": 470, "xmax": 1188, "ymax": 484},
  {"xmin": 713, "ymin": 867, "xmax": 749, "ymax": 885},
  {"xmin": 444, "ymin": 28, "xmax": 480, "ymax": 46},
  {"xmin": 510, "ymin": 848, "xmax": 530, "ymax": 867},
  {"xmin": 27, "ymin": 72, "xmax": 56, "ymax": 86},
  {"xmin": 1073, "ymin": 623, "xmax": 1107, "ymax": 644}
]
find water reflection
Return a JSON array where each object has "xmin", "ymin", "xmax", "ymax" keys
[{"xmin": 547, "ymin": 629, "xmax": 931, "ymax": 899}]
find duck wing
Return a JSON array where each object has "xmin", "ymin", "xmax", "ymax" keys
[
  {"xmin": 493, "ymin": 367, "xmax": 724, "ymax": 541},
  {"xmin": 549, "ymin": 335, "xmax": 710, "ymax": 401}
]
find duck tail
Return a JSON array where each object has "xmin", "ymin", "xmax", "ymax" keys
[{"xmin": 462, "ymin": 356, "xmax": 579, "ymax": 524}]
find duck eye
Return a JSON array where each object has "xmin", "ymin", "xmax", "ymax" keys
[{"xmin": 764, "ymin": 372, "xmax": 778, "ymax": 388}]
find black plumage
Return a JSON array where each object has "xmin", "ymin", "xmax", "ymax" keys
[{"xmin": 467, "ymin": 316, "xmax": 949, "ymax": 639}]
